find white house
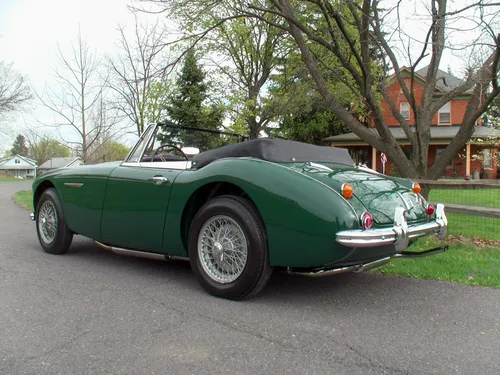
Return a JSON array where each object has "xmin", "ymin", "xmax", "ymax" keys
[
  {"xmin": 38, "ymin": 157, "xmax": 84, "ymax": 174},
  {"xmin": 0, "ymin": 155, "xmax": 38, "ymax": 179}
]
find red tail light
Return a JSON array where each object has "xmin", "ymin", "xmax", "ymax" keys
[
  {"xmin": 425, "ymin": 204, "xmax": 435, "ymax": 216},
  {"xmin": 361, "ymin": 212, "xmax": 374, "ymax": 230}
]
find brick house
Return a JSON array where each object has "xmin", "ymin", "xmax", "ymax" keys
[{"xmin": 324, "ymin": 66, "xmax": 499, "ymax": 179}]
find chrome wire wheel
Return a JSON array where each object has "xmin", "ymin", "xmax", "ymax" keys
[
  {"xmin": 197, "ymin": 215, "xmax": 248, "ymax": 283},
  {"xmin": 38, "ymin": 200, "xmax": 58, "ymax": 245}
]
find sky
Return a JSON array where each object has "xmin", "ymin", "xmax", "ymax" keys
[
  {"xmin": 0, "ymin": 0, "xmax": 160, "ymax": 154},
  {"xmin": 0, "ymin": 0, "xmax": 497, "ymax": 155}
]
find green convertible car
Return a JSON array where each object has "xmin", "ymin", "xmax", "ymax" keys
[{"xmin": 31, "ymin": 123, "xmax": 448, "ymax": 300}]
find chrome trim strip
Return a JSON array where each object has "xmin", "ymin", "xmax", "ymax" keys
[
  {"xmin": 396, "ymin": 191, "xmax": 411, "ymax": 210},
  {"xmin": 124, "ymin": 123, "xmax": 156, "ymax": 163},
  {"xmin": 121, "ymin": 161, "xmax": 191, "ymax": 170},
  {"xmin": 95, "ymin": 241, "xmax": 166, "ymax": 260},
  {"xmin": 336, "ymin": 204, "xmax": 447, "ymax": 251},
  {"xmin": 94, "ymin": 241, "xmax": 189, "ymax": 262},
  {"xmin": 287, "ymin": 257, "xmax": 391, "ymax": 277},
  {"xmin": 306, "ymin": 161, "xmax": 334, "ymax": 172},
  {"xmin": 64, "ymin": 182, "xmax": 84, "ymax": 188}
]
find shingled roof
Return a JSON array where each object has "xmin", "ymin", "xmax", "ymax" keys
[
  {"xmin": 324, "ymin": 126, "xmax": 500, "ymax": 144},
  {"xmin": 415, "ymin": 66, "xmax": 471, "ymax": 93}
]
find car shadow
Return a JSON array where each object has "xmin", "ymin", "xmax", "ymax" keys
[{"xmin": 61, "ymin": 236, "xmax": 425, "ymax": 307}]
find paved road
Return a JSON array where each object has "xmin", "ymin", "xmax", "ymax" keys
[{"xmin": 1, "ymin": 181, "xmax": 500, "ymax": 374}]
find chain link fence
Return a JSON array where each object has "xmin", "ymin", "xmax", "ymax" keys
[{"xmin": 416, "ymin": 180, "xmax": 500, "ymax": 241}]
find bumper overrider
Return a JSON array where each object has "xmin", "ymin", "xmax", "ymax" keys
[{"xmin": 336, "ymin": 203, "xmax": 448, "ymax": 253}]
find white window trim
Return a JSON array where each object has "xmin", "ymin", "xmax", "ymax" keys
[
  {"xmin": 438, "ymin": 102, "xmax": 451, "ymax": 125},
  {"xmin": 400, "ymin": 102, "xmax": 410, "ymax": 120}
]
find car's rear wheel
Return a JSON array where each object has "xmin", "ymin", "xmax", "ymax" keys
[
  {"xmin": 188, "ymin": 195, "xmax": 272, "ymax": 300},
  {"xmin": 35, "ymin": 188, "xmax": 73, "ymax": 255}
]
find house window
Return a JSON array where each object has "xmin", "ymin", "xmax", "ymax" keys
[
  {"xmin": 483, "ymin": 149, "xmax": 492, "ymax": 168},
  {"xmin": 15, "ymin": 159, "xmax": 20, "ymax": 164},
  {"xmin": 400, "ymin": 102, "xmax": 410, "ymax": 120},
  {"xmin": 438, "ymin": 102, "xmax": 451, "ymax": 124}
]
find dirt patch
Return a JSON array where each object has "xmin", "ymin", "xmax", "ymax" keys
[{"xmin": 447, "ymin": 235, "xmax": 500, "ymax": 249}]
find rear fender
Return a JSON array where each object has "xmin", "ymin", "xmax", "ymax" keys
[{"xmin": 164, "ymin": 158, "xmax": 359, "ymax": 267}]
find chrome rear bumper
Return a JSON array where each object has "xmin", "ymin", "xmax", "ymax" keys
[{"xmin": 336, "ymin": 204, "xmax": 447, "ymax": 252}]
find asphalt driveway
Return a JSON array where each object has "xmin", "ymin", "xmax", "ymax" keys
[{"xmin": 1, "ymin": 181, "xmax": 499, "ymax": 374}]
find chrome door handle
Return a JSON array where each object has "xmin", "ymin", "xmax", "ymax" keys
[{"xmin": 151, "ymin": 176, "xmax": 169, "ymax": 185}]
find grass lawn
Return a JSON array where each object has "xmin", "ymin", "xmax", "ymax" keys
[
  {"xmin": 14, "ymin": 190, "xmax": 33, "ymax": 211},
  {"xmin": 429, "ymin": 188, "xmax": 499, "ymax": 208},
  {"xmin": 0, "ymin": 176, "xmax": 26, "ymax": 182},
  {"xmin": 377, "ymin": 239, "xmax": 500, "ymax": 288},
  {"xmin": 429, "ymin": 188, "xmax": 499, "ymax": 240},
  {"xmin": 443, "ymin": 213, "xmax": 499, "ymax": 240}
]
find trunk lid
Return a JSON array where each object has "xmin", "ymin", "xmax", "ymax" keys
[{"xmin": 290, "ymin": 162, "xmax": 427, "ymax": 225}]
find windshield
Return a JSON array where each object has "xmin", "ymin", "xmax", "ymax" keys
[
  {"xmin": 155, "ymin": 122, "xmax": 247, "ymax": 152},
  {"xmin": 126, "ymin": 124, "xmax": 156, "ymax": 163}
]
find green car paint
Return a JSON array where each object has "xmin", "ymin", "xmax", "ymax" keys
[
  {"xmin": 162, "ymin": 158, "xmax": 361, "ymax": 268},
  {"xmin": 33, "ymin": 162, "xmax": 121, "ymax": 240},
  {"xmin": 293, "ymin": 163, "xmax": 428, "ymax": 224},
  {"xmin": 100, "ymin": 165, "xmax": 182, "ymax": 251},
  {"xmin": 32, "ymin": 156, "xmax": 428, "ymax": 269}
]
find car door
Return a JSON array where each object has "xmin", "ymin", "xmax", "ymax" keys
[{"xmin": 100, "ymin": 164, "xmax": 182, "ymax": 252}]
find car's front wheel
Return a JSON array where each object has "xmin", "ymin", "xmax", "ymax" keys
[
  {"xmin": 188, "ymin": 195, "xmax": 272, "ymax": 300},
  {"xmin": 35, "ymin": 188, "xmax": 73, "ymax": 255}
]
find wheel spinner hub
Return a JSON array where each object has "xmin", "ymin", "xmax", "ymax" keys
[{"xmin": 198, "ymin": 215, "xmax": 248, "ymax": 284}]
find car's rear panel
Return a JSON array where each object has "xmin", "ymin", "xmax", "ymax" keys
[{"xmin": 289, "ymin": 162, "xmax": 429, "ymax": 226}]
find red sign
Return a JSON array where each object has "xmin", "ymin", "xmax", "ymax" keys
[{"xmin": 380, "ymin": 153, "xmax": 387, "ymax": 164}]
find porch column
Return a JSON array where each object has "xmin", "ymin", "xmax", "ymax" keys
[
  {"xmin": 371, "ymin": 147, "xmax": 377, "ymax": 170},
  {"xmin": 465, "ymin": 143, "xmax": 471, "ymax": 177}
]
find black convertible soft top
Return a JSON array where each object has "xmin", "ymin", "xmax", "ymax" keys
[{"xmin": 191, "ymin": 138, "xmax": 354, "ymax": 169}]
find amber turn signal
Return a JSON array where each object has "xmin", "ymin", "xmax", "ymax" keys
[
  {"xmin": 412, "ymin": 183, "xmax": 421, "ymax": 194},
  {"xmin": 341, "ymin": 183, "xmax": 353, "ymax": 199}
]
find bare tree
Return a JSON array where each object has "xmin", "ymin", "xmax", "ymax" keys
[
  {"xmin": 36, "ymin": 30, "xmax": 121, "ymax": 163},
  {"xmin": 0, "ymin": 61, "xmax": 32, "ymax": 129},
  {"xmin": 249, "ymin": 0, "xmax": 500, "ymax": 178},
  {"xmin": 137, "ymin": 0, "xmax": 288, "ymax": 139},
  {"xmin": 23, "ymin": 128, "xmax": 70, "ymax": 166},
  {"xmin": 108, "ymin": 15, "xmax": 173, "ymax": 136},
  {"xmin": 205, "ymin": 10, "xmax": 287, "ymax": 139},
  {"xmin": 163, "ymin": 0, "xmax": 498, "ymax": 179}
]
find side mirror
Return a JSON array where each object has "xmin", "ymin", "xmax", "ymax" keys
[{"xmin": 182, "ymin": 147, "xmax": 200, "ymax": 156}]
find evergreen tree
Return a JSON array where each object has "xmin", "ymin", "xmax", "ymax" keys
[
  {"xmin": 164, "ymin": 49, "xmax": 224, "ymax": 151},
  {"xmin": 10, "ymin": 134, "xmax": 29, "ymax": 156}
]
